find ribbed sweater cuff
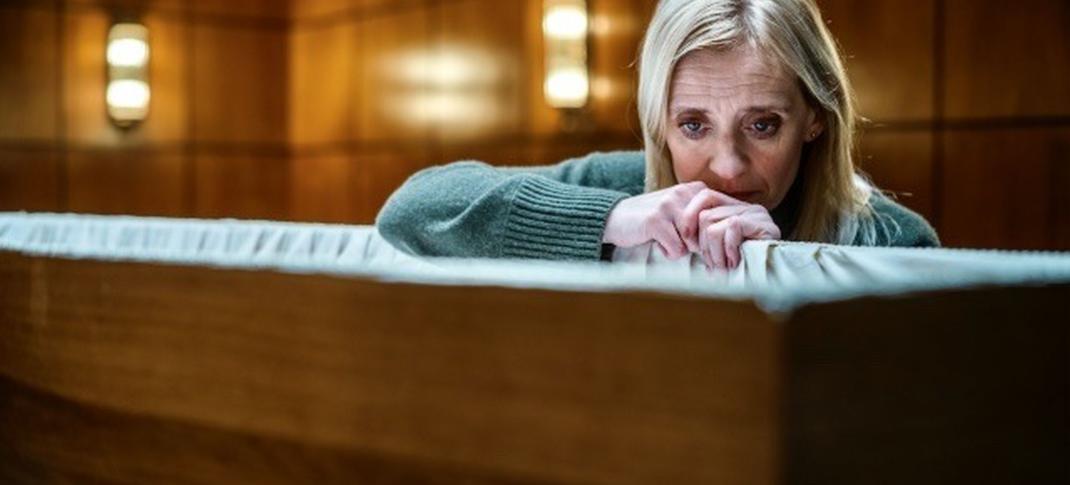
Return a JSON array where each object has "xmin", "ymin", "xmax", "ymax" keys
[{"xmin": 502, "ymin": 176, "xmax": 629, "ymax": 260}]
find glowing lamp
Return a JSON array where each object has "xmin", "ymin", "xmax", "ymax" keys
[
  {"xmin": 543, "ymin": 0, "xmax": 588, "ymax": 109},
  {"xmin": 106, "ymin": 22, "xmax": 150, "ymax": 127}
]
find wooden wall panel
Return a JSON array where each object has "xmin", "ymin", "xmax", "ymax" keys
[
  {"xmin": 352, "ymin": 7, "xmax": 430, "ymax": 143},
  {"xmin": 194, "ymin": 153, "xmax": 289, "ymax": 219},
  {"xmin": 437, "ymin": 145, "xmax": 537, "ymax": 169},
  {"xmin": 292, "ymin": 0, "xmax": 397, "ymax": 21},
  {"xmin": 939, "ymin": 128, "xmax": 1069, "ymax": 249},
  {"xmin": 66, "ymin": 150, "xmax": 185, "ymax": 216},
  {"xmin": 857, "ymin": 131, "xmax": 935, "ymax": 220},
  {"xmin": 526, "ymin": 136, "xmax": 642, "ymax": 167},
  {"xmin": 818, "ymin": 0, "xmax": 935, "ymax": 122},
  {"xmin": 433, "ymin": 135, "xmax": 642, "ymax": 174},
  {"xmin": 192, "ymin": 23, "xmax": 288, "ymax": 144},
  {"xmin": 290, "ymin": 22, "xmax": 353, "ymax": 148},
  {"xmin": 0, "ymin": 148, "xmax": 60, "ymax": 212},
  {"xmin": 0, "ymin": 5, "xmax": 58, "ymax": 142},
  {"xmin": 944, "ymin": 0, "xmax": 1070, "ymax": 119},
  {"xmin": 63, "ymin": 7, "xmax": 188, "ymax": 146},
  {"xmin": 63, "ymin": 0, "xmax": 188, "ymax": 12},
  {"xmin": 292, "ymin": 0, "xmax": 356, "ymax": 20},
  {"xmin": 587, "ymin": 0, "xmax": 653, "ymax": 134},
  {"xmin": 290, "ymin": 152, "xmax": 355, "ymax": 223},
  {"xmin": 522, "ymin": 0, "xmax": 556, "ymax": 137},
  {"xmin": 189, "ymin": 0, "xmax": 289, "ymax": 20},
  {"xmin": 435, "ymin": 0, "xmax": 527, "ymax": 142},
  {"xmin": 354, "ymin": 149, "xmax": 428, "ymax": 222}
]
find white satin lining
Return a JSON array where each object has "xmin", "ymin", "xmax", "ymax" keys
[{"xmin": 3, "ymin": 212, "xmax": 1069, "ymax": 313}]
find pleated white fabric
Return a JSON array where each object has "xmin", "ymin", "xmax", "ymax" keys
[{"xmin": 2, "ymin": 212, "xmax": 1068, "ymax": 313}]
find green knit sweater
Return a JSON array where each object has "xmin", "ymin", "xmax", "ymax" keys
[{"xmin": 376, "ymin": 150, "xmax": 939, "ymax": 260}]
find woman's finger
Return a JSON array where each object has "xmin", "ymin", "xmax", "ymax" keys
[
  {"xmin": 723, "ymin": 217, "xmax": 743, "ymax": 268},
  {"xmin": 696, "ymin": 213, "xmax": 714, "ymax": 269},
  {"xmin": 702, "ymin": 205, "xmax": 782, "ymax": 241},
  {"xmin": 737, "ymin": 215, "xmax": 781, "ymax": 240},
  {"xmin": 651, "ymin": 220, "xmax": 688, "ymax": 260},
  {"xmin": 698, "ymin": 204, "xmax": 752, "ymax": 228},
  {"xmin": 705, "ymin": 222, "xmax": 727, "ymax": 269},
  {"xmin": 677, "ymin": 189, "xmax": 746, "ymax": 250}
]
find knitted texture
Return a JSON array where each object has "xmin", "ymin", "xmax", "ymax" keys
[
  {"xmin": 376, "ymin": 150, "xmax": 938, "ymax": 261},
  {"xmin": 502, "ymin": 175, "xmax": 630, "ymax": 260}
]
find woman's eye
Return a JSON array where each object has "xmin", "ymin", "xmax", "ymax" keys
[
  {"xmin": 748, "ymin": 117, "xmax": 781, "ymax": 137},
  {"xmin": 680, "ymin": 121, "xmax": 704, "ymax": 138}
]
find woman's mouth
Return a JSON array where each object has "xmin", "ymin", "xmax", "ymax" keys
[{"xmin": 727, "ymin": 190, "xmax": 760, "ymax": 202}]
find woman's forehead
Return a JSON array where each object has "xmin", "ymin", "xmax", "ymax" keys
[{"xmin": 669, "ymin": 47, "xmax": 798, "ymax": 110}]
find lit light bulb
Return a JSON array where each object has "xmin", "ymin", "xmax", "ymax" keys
[
  {"xmin": 544, "ymin": 68, "xmax": 588, "ymax": 109},
  {"xmin": 542, "ymin": 0, "xmax": 589, "ymax": 109},
  {"xmin": 106, "ymin": 22, "xmax": 150, "ymax": 126},
  {"xmin": 543, "ymin": 5, "xmax": 587, "ymax": 39},
  {"xmin": 107, "ymin": 38, "xmax": 149, "ymax": 67},
  {"xmin": 106, "ymin": 80, "xmax": 150, "ymax": 109}
]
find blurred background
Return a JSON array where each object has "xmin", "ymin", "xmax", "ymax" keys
[{"xmin": 0, "ymin": 0, "xmax": 1066, "ymax": 250}]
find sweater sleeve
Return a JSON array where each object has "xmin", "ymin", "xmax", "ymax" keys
[{"xmin": 375, "ymin": 151, "xmax": 645, "ymax": 260}]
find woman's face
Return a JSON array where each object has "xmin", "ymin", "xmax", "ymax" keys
[{"xmin": 666, "ymin": 46, "xmax": 823, "ymax": 209}]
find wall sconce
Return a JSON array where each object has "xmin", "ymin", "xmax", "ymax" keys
[
  {"xmin": 543, "ymin": 0, "xmax": 588, "ymax": 109},
  {"xmin": 106, "ymin": 22, "xmax": 150, "ymax": 127}
]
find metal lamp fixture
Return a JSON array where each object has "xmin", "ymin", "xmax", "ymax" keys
[
  {"xmin": 542, "ymin": 0, "xmax": 588, "ymax": 109},
  {"xmin": 106, "ymin": 22, "xmax": 150, "ymax": 127}
]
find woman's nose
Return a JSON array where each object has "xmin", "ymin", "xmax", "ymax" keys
[{"xmin": 707, "ymin": 137, "xmax": 748, "ymax": 181}]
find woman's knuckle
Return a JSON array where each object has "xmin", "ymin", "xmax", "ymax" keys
[{"xmin": 656, "ymin": 198, "xmax": 675, "ymax": 214}]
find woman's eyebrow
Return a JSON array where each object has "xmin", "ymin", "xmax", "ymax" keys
[
  {"xmin": 743, "ymin": 103, "xmax": 792, "ymax": 113},
  {"xmin": 671, "ymin": 102, "xmax": 793, "ymax": 117},
  {"xmin": 670, "ymin": 106, "xmax": 709, "ymax": 117}
]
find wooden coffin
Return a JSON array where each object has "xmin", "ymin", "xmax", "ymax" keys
[{"xmin": 0, "ymin": 249, "xmax": 1066, "ymax": 484}]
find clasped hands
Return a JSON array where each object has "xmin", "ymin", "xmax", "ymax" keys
[{"xmin": 603, "ymin": 181, "xmax": 781, "ymax": 270}]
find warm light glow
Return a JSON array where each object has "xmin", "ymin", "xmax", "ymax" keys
[
  {"xmin": 388, "ymin": 48, "xmax": 502, "ymax": 134},
  {"xmin": 107, "ymin": 22, "xmax": 150, "ymax": 126},
  {"xmin": 544, "ymin": 68, "xmax": 588, "ymax": 108},
  {"xmin": 543, "ymin": 5, "xmax": 587, "ymax": 39},
  {"xmin": 395, "ymin": 49, "xmax": 498, "ymax": 89},
  {"xmin": 107, "ymin": 38, "xmax": 149, "ymax": 67},
  {"xmin": 107, "ymin": 80, "xmax": 150, "ymax": 109},
  {"xmin": 543, "ymin": 0, "xmax": 588, "ymax": 109}
]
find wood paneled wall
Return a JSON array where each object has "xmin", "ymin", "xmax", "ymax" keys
[
  {"xmin": 0, "ymin": 0, "xmax": 290, "ymax": 220},
  {"xmin": 821, "ymin": 0, "xmax": 1070, "ymax": 250},
  {"xmin": 1, "ymin": 0, "xmax": 1067, "ymax": 249},
  {"xmin": 288, "ymin": 0, "xmax": 655, "ymax": 223}
]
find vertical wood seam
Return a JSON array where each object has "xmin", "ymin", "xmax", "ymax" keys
[
  {"xmin": 931, "ymin": 0, "xmax": 946, "ymax": 233},
  {"xmin": 55, "ymin": 0, "xmax": 68, "ymax": 212}
]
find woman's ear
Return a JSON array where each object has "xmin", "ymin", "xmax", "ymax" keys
[{"xmin": 804, "ymin": 110, "xmax": 825, "ymax": 142}]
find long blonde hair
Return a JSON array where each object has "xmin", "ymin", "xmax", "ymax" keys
[{"xmin": 637, "ymin": 0, "xmax": 878, "ymax": 244}]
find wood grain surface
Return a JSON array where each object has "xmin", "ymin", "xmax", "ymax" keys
[
  {"xmin": 0, "ymin": 253, "xmax": 782, "ymax": 484},
  {"xmin": 786, "ymin": 285, "xmax": 1069, "ymax": 484},
  {"xmin": 2, "ymin": 251, "xmax": 1067, "ymax": 483}
]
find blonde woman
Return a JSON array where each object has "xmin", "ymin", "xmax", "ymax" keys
[{"xmin": 377, "ymin": 0, "xmax": 938, "ymax": 269}]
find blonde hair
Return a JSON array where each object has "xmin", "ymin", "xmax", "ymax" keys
[{"xmin": 637, "ymin": 0, "xmax": 878, "ymax": 244}]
